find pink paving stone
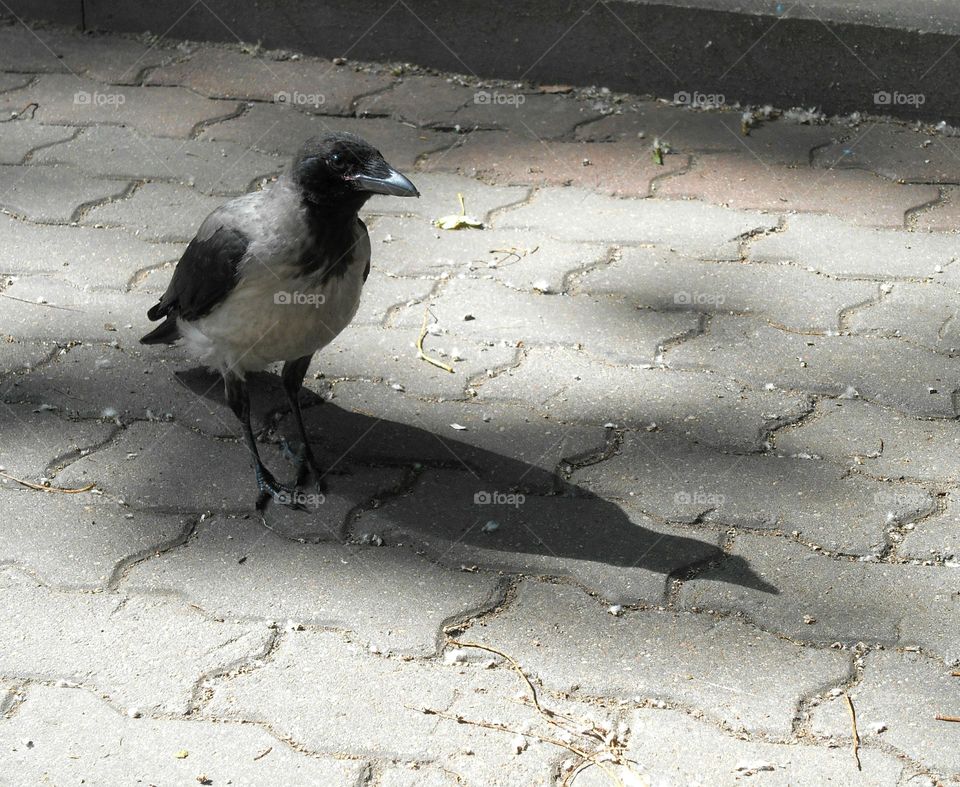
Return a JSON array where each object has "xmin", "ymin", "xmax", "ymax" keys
[
  {"xmin": 146, "ymin": 47, "xmax": 392, "ymax": 115},
  {"xmin": 421, "ymin": 132, "xmax": 688, "ymax": 196},
  {"xmin": 813, "ymin": 124, "xmax": 960, "ymax": 183},
  {"xmin": 914, "ymin": 186, "xmax": 960, "ymax": 232},
  {"xmin": 0, "ymin": 75, "xmax": 240, "ymax": 138},
  {"xmin": 656, "ymin": 153, "xmax": 939, "ymax": 227},
  {"xmin": 355, "ymin": 75, "xmax": 475, "ymax": 126}
]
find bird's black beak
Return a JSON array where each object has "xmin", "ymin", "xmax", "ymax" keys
[{"xmin": 352, "ymin": 162, "xmax": 420, "ymax": 197}]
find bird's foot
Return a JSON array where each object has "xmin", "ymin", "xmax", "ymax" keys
[{"xmin": 254, "ymin": 468, "xmax": 307, "ymax": 514}]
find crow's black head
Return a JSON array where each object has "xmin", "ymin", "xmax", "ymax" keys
[{"xmin": 291, "ymin": 132, "xmax": 419, "ymax": 208}]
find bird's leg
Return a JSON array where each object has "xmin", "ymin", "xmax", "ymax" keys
[
  {"xmin": 281, "ymin": 354, "xmax": 328, "ymax": 492},
  {"xmin": 224, "ymin": 371, "xmax": 303, "ymax": 514}
]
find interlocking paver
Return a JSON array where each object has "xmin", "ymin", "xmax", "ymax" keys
[
  {"xmin": 0, "ymin": 339, "xmax": 55, "ymax": 380},
  {"xmin": 576, "ymin": 109, "xmax": 837, "ymax": 164},
  {"xmin": 0, "ymin": 685, "xmax": 368, "ymax": 786},
  {"xmin": 0, "ymin": 567, "xmax": 271, "ymax": 714},
  {"xmin": 0, "ymin": 73, "xmax": 33, "ymax": 93},
  {"xmin": 810, "ymin": 650, "xmax": 960, "ymax": 777},
  {"xmin": 0, "ymin": 164, "xmax": 131, "ymax": 222},
  {"xmin": 0, "ymin": 402, "xmax": 114, "ymax": 478},
  {"xmin": 423, "ymin": 133, "xmax": 689, "ymax": 196},
  {"xmin": 355, "ymin": 75, "xmax": 474, "ymax": 127},
  {"xmin": 353, "ymin": 269, "xmax": 435, "ymax": 325},
  {"xmin": 573, "ymin": 708, "xmax": 903, "ymax": 786},
  {"xmin": 657, "ymin": 153, "xmax": 938, "ymax": 227},
  {"xmin": 668, "ymin": 315, "xmax": 960, "ymax": 418},
  {"xmin": 356, "ymin": 469, "xmax": 722, "ymax": 604},
  {"xmin": 146, "ymin": 46, "xmax": 392, "ymax": 115},
  {"xmin": 447, "ymin": 93, "xmax": 602, "ymax": 139},
  {"xmin": 468, "ymin": 579, "xmax": 849, "ymax": 735},
  {"xmin": 81, "ymin": 182, "xmax": 225, "ymax": 241},
  {"xmin": 776, "ymin": 398, "xmax": 960, "ymax": 483},
  {"xmin": 0, "ymin": 214, "xmax": 182, "ymax": 289},
  {"xmin": 750, "ymin": 213, "xmax": 959, "ymax": 278},
  {"xmin": 574, "ymin": 430, "xmax": 932, "ymax": 554},
  {"xmin": 477, "ymin": 345, "xmax": 809, "ymax": 452},
  {"xmin": 813, "ymin": 124, "xmax": 960, "ymax": 184},
  {"xmin": 899, "ymin": 494, "xmax": 960, "ymax": 561},
  {"xmin": 682, "ymin": 533, "xmax": 960, "ymax": 660},
  {"xmin": 845, "ymin": 280, "xmax": 960, "ymax": 353},
  {"xmin": 0, "ymin": 75, "xmax": 240, "ymax": 138},
  {"xmin": 123, "ymin": 514, "xmax": 500, "ymax": 656},
  {"xmin": 391, "ymin": 278, "xmax": 699, "ymax": 365},
  {"xmin": 32, "ymin": 125, "xmax": 284, "ymax": 193},
  {"xmin": 915, "ymin": 186, "xmax": 960, "ymax": 231},
  {"xmin": 0, "ymin": 487, "xmax": 186, "ymax": 589},
  {"xmin": 205, "ymin": 628, "xmax": 580, "ymax": 783},
  {"xmin": 199, "ymin": 103, "xmax": 453, "ymax": 168},
  {"xmin": 368, "ymin": 216, "xmax": 607, "ymax": 292},
  {"xmin": 497, "ymin": 188, "xmax": 777, "ymax": 257},
  {"xmin": 575, "ymin": 246, "xmax": 877, "ymax": 331},
  {"xmin": 0, "ymin": 120, "xmax": 75, "ymax": 164},
  {"xmin": 0, "ymin": 26, "xmax": 176, "ymax": 83}
]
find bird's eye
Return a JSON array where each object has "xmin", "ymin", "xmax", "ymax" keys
[{"xmin": 328, "ymin": 152, "xmax": 346, "ymax": 170}]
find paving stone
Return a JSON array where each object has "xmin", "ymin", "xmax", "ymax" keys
[
  {"xmin": 303, "ymin": 380, "xmax": 607, "ymax": 491},
  {"xmin": 776, "ymin": 398, "xmax": 960, "ymax": 483},
  {"xmin": 423, "ymin": 133, "xmax": 689, "ymax": 197},
  {"xmin": 810, "ymin": 650, "xmax": 960, "ymax": 777},
  {"xmin": 668, "ymin": 315, "xmax": 960, "ymax": 418},
  {"xmin": 498, "ymin": 188, "xmax": 777, "ymax": 257},
  {"xmin": 356, "ymin": 469, "xmax": 722, "ymax": 604},
  {"xmin": 0, "ymin": 73, "xmax": 33, "ymax": 93},
  {"xmin": 658, "ymin": 153, "xmax": 937, "ymax": 227},
  {"xmin": 0, "ymin": 402, "xmax": 114, "ymax": 478},
  {"xmin": 572, "ymin": 707, "xmax": 902, "ymax": 786},
  {"xmin": 478, "ymin": 345, "xmax": 809, "ymax": 452},
  {"xmin": 200, "ymin": 103, "xmax": 453, "ymax": 169},
  {"xmin": 0, "ymin": 75, "xmax": 240, "ymax": 138},
  {"xmin": 899, "ymin": 492, "xmax": 960, "ymax": 561},
  {"xmin": 846, "ymin": 280, "xmax": 960, "ymax": 353},
  {"xmin": 682, "ymin": 533, "xmax": 960, "ymax": 660},
  {"xmin": 0, "ymin": 685, "xmax": 368, "ymax": 786},
  {"xmin": 0, "ymin": 214, "xmax": 182, "ymax": 289},
  {"xmin": 146, "ymin": 46, "xmax": 391, "ymax": 114},
  {"xmin": 0, "ymin": 27, "xmax": 176, "ymax": 83},
  {"xmin": 750, "ymin": 213, "xmax": 959, "ymax": 278},
  {"xmin": 0, "ymin": 120, "xmax": 75, "ymax": 164},
  {"xmin": 368, "ymin": 216, "xmax": 607, "ymax": 292},
  {"xmin": 356, "ymin": 75, "xmax": 474, "ymax": 127},
  {"xmin": 365, "ymin": 171, "xmax": 528, "ymax": 224},
  {"xmin": 577, "ymin": 109, "xmax": 837, "ymax": 164},
  {"xmin": 32, "ymin": 125, "xmax": 284, "ymax": 193},
  {"xmin": 574, "ymin": 431, "xmax": 932, "ymax": 555},
  {"xmin": 914, "ymin": 186, "xmax": 960, "ymax": 231},
  {"xmin": 316, "ymin": 325, "xmax": 518, "ymax": 401},
  {"xmin": 0, "ymin": 163, "xmax": 131, "ymax": 222},
  {"xmin": 448, "ymin": 92, "xmax": 601, "ymax": 139},
  {"xmin": 54, "ymin": 420, "xmax": 290, "ymax": 512},
  {"xmin": 0, "ymin": 567, "xmax": 271, "ymax": 713},
  {"xmin": 354, "ymin": 269, "xmax": 435, "ymax": 326},
  {"xmin": 124, "ymin": 514, "xmax": 500, "ymax": 656},
  {"xmin": 80, "ymin": 182, "xmax": 224, "ymax": 242},
  {"xmin": 206, "ymin": 627, "xmax": 602, "ymax": 782},
  {"xmin": 468, "ymin": 580, "xmax": 849, "ymax": 735},
  {"xmin": 0, "ymin": 338, "xmax": 54, "ymax": 380},
  {"xmin": 575, "ymin": 246, "xmax": 877, "ymax": 331},
  {"xmin": 813, "ymin": 124, "xmax": 960, "ymax": 184},
  {"xmin": 379, "ymin": 765, "xmax": 459, "ymax": 787},
  {"xmin": 0, "ymin": 487, "xmax": 186, "ymax": 589},
  {"xmin": 391, "ymin": 278, "xmax": 699, "ymax": 365},
  {"xmin": 0, "ymin": 275, "xmax": 154, "ymax": 341}
]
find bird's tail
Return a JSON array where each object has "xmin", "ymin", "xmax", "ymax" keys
[{"xmin": 140, "ymin": 317, "xmax": 180, "ymax": 345}]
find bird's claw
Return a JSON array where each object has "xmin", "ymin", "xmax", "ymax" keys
[{"xmin": 255, "ymin": 470, "xmax": 306, "ymax": 512}]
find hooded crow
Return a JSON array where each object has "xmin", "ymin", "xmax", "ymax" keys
[{"xmin": 141, "ymin": 132, "xmax": 419, "ymax": 513}]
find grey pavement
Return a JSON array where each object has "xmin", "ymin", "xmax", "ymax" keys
[{"xmin": 1, "ymin": 18, "xmax": 959, "ymax": 787}]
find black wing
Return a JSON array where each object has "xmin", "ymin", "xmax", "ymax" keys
[{"xmin": 141, "ymin": 224, "xmax": 248, "ymax": 344}]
